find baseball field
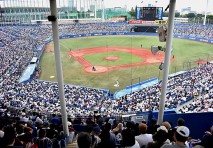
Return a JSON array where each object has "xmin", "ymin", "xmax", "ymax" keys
[{"xmin": 39, "ymin": 35, "xmax": 213, "ymax": 92}]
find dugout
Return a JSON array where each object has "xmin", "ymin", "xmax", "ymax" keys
[{"xmin": 30, "ymin": 57, "xmax": 38, "ymax": 64}]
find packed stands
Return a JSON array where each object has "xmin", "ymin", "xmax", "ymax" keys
[
  {"xmin": 110, "ymin": 64, "xmax": 213, "ymax": 114},
  {"xmin": 0, "ymin": 23, "xmax": 213, "ymax": 117},
  {"xmin": 0, "ymin": 22, "xmax": 213, "ymax": 147},
  {"xmin": 174, "ymin": 24, "xmax": 213, "ymax": 40}
]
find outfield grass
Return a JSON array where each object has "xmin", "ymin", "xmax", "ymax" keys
[{"xmin": 39, "ymin": 36, "xmax": 213, "ymax": 92}]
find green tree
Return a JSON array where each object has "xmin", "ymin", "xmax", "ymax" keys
[
  {"xmin": 206, "ymin": 15, "xmax": 213, "ymax": 24},
  {"xmin": 186, "ymin": 13, "xmax": 196, "ymax": 18},
  {"xmin": 163, "ymin": 12, "xmax": 179, "ymax": 17},
  {"xmin": 163, "ymin": 12, "xmax": 169, "ymax": 17},
  {"xmin": 197, "ymin": 14, "xmax": 204, "ymax": 18},
  {"xmin": 207, "ymin": 15, "xmax": 213, "ymax": 19},
  {"xmin": 175, "ymin": 12, "xmax": 180, "ymax": 17},
  {"xmin": 128, "ymin": 7, "xmax": 136, "ymax": 18}
]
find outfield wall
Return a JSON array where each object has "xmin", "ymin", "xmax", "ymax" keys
[
  {"xmin": 59, "ymin": 32, "xmax": 213, "ymax": 44},
  {"xmin": 174, "ymin": 35, "xmax": 213, "ymax": 44}
]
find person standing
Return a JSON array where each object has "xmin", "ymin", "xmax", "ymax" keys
[
  {"xmin": 161, "ymin": 126, "xmax": 190, "ymax": 148},
  {"xmin": 135, "ymin": 123, "xmax": 153, "ymax": 148}
]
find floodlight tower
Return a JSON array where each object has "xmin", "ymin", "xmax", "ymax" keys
[
  {"xmin": 94, "ymin": 0, "xmax": 97, "ymax": 19},
  {"xmin": 84, "ymin": 0, "xmax": 86, "ymax": 18},
  {"xmin": 203, "ymin": 0, "xmax": 209, "ymax": 25},
  {"xmin": 101, "ymin": 0, "xmax": 105, "ymax": 21}
]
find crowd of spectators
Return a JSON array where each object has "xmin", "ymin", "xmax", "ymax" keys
[
  {"xmin": 0, "ymin": 23, "xmax": 130, "ymax": 119},
  {"xmin": 110, "ymin": 64, "xmax": 213, "ymax": 115},
  {"xmin": 0, "ymin": 22, "xmax": 213, "ymax": 148},
  {"xmin": 1, "ymin": 105, "xmax": 213, "ymax": 148},
  {"xmin": 173, "ymin": 24, "xmax": 213, "ymax": 40},
  {"xmin": 178, "ymin": 64, "xmax": 213, "ymax": 113},
  {"xmin": 73, "ymin": 117, "xmax": 213, "ymax": 148},
  {"xmin": 58, "ymin": 22, "xmax": 131, "ymax": 36},
  {"xmin": 0, "ymin": 110, "xmax": 69, "ymax": 148}
]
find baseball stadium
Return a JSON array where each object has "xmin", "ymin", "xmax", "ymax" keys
[{"xmin": 0, "ymin": 0, "xmax": 213, "ymax": 148}]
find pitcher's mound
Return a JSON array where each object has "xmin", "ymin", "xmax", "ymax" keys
[
  {"xmin": 104, "ymin": 56, "xmax": 119, "ymax": 61},
  {"xmin": 84, "ymin": 66, "xmax": 108, "ymax": 74}
]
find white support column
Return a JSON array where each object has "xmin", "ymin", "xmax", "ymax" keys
[
  {"xmin": 84, "ymin": 0, "xmax": 86, "ymax": 18},
  {"xmin": 75, "ymin": 0, "xmax": 77, "ymax": 11},
  {"xmin": 102, "ymin": 0, "xmax": 105, "ymax": 21},
  {"xmin": 80, "ymin": 0, "xmax": 81, "ymax": 18},
  {"xmin": 157, "ymin": 0, "xmax": 176, "ymax": 125},
  {"xmin": 94, "ymin": 0, "xmax": 97, "ymax": 19},
  {"xmin": 203, "ymin": 0, "xmax": 209, "ymax": 25},
  {"xmin": 88, "ymin": 0, "xmax": 90, "ymax": 11},
  {"xmin": 49, "ymin": 0, "xmax": 69, "ymax": 137}
]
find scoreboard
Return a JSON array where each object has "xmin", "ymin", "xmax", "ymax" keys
[{"xmin": 136, "ymin": 7, "xmax": 163, "ymax": 21}]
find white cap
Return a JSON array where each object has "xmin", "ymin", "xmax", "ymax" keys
[{"xmin": 176, "ymin": 126, "xmax": 190, "ymax": 137}]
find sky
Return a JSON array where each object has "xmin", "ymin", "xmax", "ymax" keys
[
  {"xmin": 0, "ymin": 0, "xmax": 212, "ymax": 14},
  {"xmin": 104, "ymin": 0, "xmax": 213, "ymax": 13}
]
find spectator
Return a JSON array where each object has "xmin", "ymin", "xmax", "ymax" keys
[
  {"xmin": 99, "ymin": 123, "xmax": 116, "ymax": 148},
  {"xmin": 195, "ymin": 125, "xmax": 213, "ymax": 148},
  {"xmin": 0, "ymin": 126, "xmax": 17, "ymax": 147},
  {"xmin": 77, "ymin": 132, "xmax": 92, "ymax": 148},
  {"xmin": 161, "ymin": 122, "xmax": 173, "ymax": 144},
  {"xmin": 46, "ymin": 123, "xmax": 58, "ymax": 140},
  {"xmin": 121, "ymin": 128, "xmax": 140, "ymax": 148},
  {"xmin": 51, "ymin": 114, "xmax": 61, "ymax": 125},
  {"xmin": 91, "ymin": 126, "xmax": 102, "ymax": 148},
  {"xmin": 147, "ymin": 128, "xmax": 169, "ymax": 148},
  {"xmin": 33, "ymin": 128, "xmax": 53, "ymax": 148},
  {"xmin": 147, "ymin": 118, "xmax": 160, "ymax": 135},
  {"xmin": 161, "ymin": 126, "xmax": 190, "ymax": 148},
  {"xmin": 34, "ymin": 115, "xmax": 43, "ymax": 126},
  {"xmin": 16, "ymin": 123, "xmax": 33, "ymax": 147},
  {"xmin": 177, "ymin": 118, "xmax": 185, "ymax": 127},
  {"xmin": 135, "ymin": 123, "xmax": 153, "ymax": 148},
  {"xmin": 112, "ymin": 122, "xmax": 123, "ymax": 144}
]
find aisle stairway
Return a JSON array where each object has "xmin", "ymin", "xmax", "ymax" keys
[
  {"xmin": 66, "ymin": 142, "xmax": 77, "ymax": 148},
  {"xmin": 66, "ymin": 133, "xmax": 78, "ymax": 148}
]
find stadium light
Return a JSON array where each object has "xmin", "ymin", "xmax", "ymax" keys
[
  {"xmin": 151, "ymin": 45, "xmax": 163, "ymax": 55},
  {"xmin": 151, "ymin": 45, "xmax": 173, "ymax": 55},
  {"xmin": 157, "ymin": 25, "xmax": 167, "ymax": 42},
  {"xmin": 159, "ymin": 62, "xmax": 164, "ymax": 70}
]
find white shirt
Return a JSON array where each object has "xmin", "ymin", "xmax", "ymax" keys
[
  {"xmin": 35, "ymin": 117, "xmax": 43, "ymax": 124},
  {"xmin": 0, "ymin": 130, "xmax": 4, "ymax": 138},
  {"xmin": 135, "ymin": 134, "xmax": 153, "ymax": 147}
]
